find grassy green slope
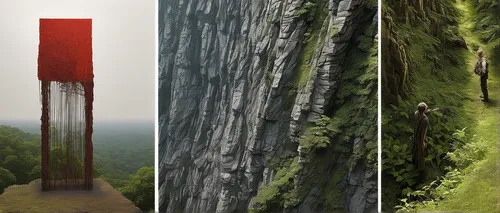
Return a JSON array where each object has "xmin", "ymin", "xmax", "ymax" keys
[
  {"xmin": 412, "ymin": 1, "xmax": 500, "ymax": 211},
  {"xmin": 382, "ymin": 0, "xmax": 471, "ymax": 210},
  {"xmin": 384, "ymin": 0, "xmax": 500, "ymax": 212}
]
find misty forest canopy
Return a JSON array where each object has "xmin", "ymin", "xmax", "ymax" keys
[
  {"xmin": 0, "ymin": 123, "xmax": 154, "ymax": 211},
  {"xmin": 0, "ymin": 126, "xmax": 40, "ymax": 192}
]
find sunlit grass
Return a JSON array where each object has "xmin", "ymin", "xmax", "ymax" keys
[{"xmin": 416, "ymin": 0, "xmax": 500, "ymax": 211}]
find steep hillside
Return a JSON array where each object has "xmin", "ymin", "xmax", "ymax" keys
[
  {"xmin": 158, "ymin": 0, "xmax": 378, "ymax": 212},
  {"xmin": 382, "ymin": 0, "xmax": 500, "ymax": 212}
]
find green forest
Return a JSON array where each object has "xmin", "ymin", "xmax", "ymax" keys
[
  {"xmin": 0, "ymin": 121, "xmax": 154, "ymax": 212},
  {"xmin": 382, "ymin": 0, "xmax": 500, "ymax": 212}
]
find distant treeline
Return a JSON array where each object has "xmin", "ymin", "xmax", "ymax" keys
[{"xmin": 0, "ymin": 124, "xmax": 154, "ymax": 211}]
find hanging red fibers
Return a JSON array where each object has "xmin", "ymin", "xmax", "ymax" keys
[{"xmin": 38, "ymin": 18, "xmax": 93, "ymax": 191}]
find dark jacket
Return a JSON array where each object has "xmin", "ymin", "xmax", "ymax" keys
[{"xmin": 413, "ymin": 111, "xmax": 429, "ymax": 170}]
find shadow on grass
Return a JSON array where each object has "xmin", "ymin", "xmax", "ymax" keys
[{"xmin": 483, "ymin": 98, "xmax": 499, "ymax": 108}]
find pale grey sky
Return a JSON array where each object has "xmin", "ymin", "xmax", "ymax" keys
[{"xmin": 0, "ymin": 0, "xmax": 155, "ymax": 121}]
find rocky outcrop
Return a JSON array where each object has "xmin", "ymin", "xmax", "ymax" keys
[
  {"xmin": 158, "ymin": 0, "xmax": 377, "ymax": 212},
  {"xmin": 0, "ymin": 179, "xmax": 141, "ymax": 213}
]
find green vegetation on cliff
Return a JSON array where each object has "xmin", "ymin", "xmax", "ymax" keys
[
  {"xmin": 0, "ymin": 167, "xmax": 16, "ymax": 194},
  {"xmin": 250, "ymin": 1, "xmax": 377, "ymax": 212},
  {"xmin": 293, "ymin": 0, "xmax": 329, "ymax": 90},
  {"xmin": 120, "ymin": 166, "xmax": 155, "ymax": 211}
]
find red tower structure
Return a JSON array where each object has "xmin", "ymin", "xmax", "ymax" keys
[{"xmin": 38, "ymin": 18, "xmax": 94, "ymax": 191}]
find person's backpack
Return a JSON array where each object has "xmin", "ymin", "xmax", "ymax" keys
[{"xmin": 474, "ymin": 57, "xmax": 489, "ymax": 76}]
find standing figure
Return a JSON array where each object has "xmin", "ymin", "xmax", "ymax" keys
[
  {"xmin": 475, "ymin": 49, "xmax": 489, "ymax": 102},
  {"xmin": 413, "ymin": 102, "xmax": 429, "ymax": 170}
]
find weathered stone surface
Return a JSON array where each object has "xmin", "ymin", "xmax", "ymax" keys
[
  {"xmin": 0, "ymin": 179, "xmax": 141, "ymax": 213},
  {"xmin": 158, "ymin": 0, "xmax": 377, "ymax": 212}
]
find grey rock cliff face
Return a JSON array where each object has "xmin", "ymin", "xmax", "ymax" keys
[{"xmin": 158, "ymin": 0, "xmax": 377, "ymax": 212}]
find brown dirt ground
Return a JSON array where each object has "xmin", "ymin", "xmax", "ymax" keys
[{"xmin": 0, "ymin": 179, "xmax": 142, "ymax": 213}]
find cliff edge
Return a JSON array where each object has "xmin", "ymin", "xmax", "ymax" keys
[{"xmin": 0, "ymin": 179, "xmax": 141, "ymax": 213}]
